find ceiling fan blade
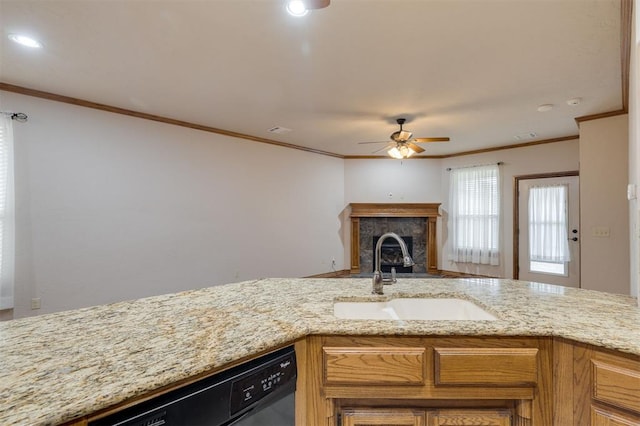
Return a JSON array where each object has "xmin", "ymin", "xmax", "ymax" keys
[
  {"xmin": 305, "ymin": 0, "xmax": 330, "ymax": 9},
  {"xmin": 413, "ymin": 137, "xmax": 450, "ymax": 143},
  {"xmin": 358, "ymin": 141, "xmax": 389, "ymax": 145},
  {"xmin": 371, "ymin": 143, "xmax": 395, "ymax": 154},
  {"xmin": 407, "ymin": 142, "xmax": 425, "ymax": 153}
]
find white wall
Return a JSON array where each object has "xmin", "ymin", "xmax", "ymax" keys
[
  {"xmin": 344, "ymin": 141, "xmax": 580, "ymax": 279},
  {"xmin": 1, "ymin": 87, "xmax": 634, "ymax": 320},
  {"xmin": 580, "ymin": 114, "xmax": 630, "ymax": 294},
  {"xmin": 343, "ymin": 158, "xmax": 442, "ymax": 267},
  {"xmin": 630, "ymin": 0, "xmax": 640, "ymax": 304},
  {"xmin": 1, "ymin": 91, "xmax": 345, "ymax": 318},
  {"xmin": 344, "ymin": 159, "xmax": 443, "ymax": 203}
]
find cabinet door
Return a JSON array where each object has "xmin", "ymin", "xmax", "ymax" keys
[
  {"xmin": 592, "ymin": 406, "xmax": 640, "ymax": 426},
  {"xmin": 341, "ymin": 408, "xmax": 426, "ymax": 426},
  {"xmin": 427, "ymin": 409, "xmax": 512, "ymax": 426},
  {"xmin": 592, "ymin": 357, "xmax": 640, "ymax": 415}
]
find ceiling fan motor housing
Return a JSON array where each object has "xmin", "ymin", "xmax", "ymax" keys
[
  {"xmin": 391, "ymin": 130, "xmax": 413, "ymax": 142},
  {"xmin": 390, "ymin": 118, "xmax": 412, "ymax": 142}
]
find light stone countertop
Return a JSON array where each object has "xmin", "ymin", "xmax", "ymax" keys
[{"xmin": 0, "ymin": 278, "xmax": 638, "ymax": 425}]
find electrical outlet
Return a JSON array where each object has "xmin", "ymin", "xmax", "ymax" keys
[
  {"xmin": 31, "ymin": 298, "xmax": 41, "ymax": 310},
  {"xmin": 592, "ymin": 227, "xmax": 611, "ymax": 238},
  {"xmin": 628, "ymin": 184, "xmax": 637, "ymax": 200}
]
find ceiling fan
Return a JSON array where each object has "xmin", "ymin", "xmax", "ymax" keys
[{"xmin": 359, "ymin": 118, "xmax": 450, "ymax": 159}]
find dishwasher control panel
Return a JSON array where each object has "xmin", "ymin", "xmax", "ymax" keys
[
  {"xmin": 90, "ymin": 346, "xmax": 296, "ymax": 426},
  {"xmin": 230, "ymin": 349, "xmax": 297, "ymax": 416}
]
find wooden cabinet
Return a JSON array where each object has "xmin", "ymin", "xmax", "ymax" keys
[
  {"xmin": 426, "ymin": 409, "xmax": 512, "ymax": 426},
  {"xmin": 589, "ymin": 350, "xmax": 640, "ymax": 426},
  {"xmin": 338, "ymin": 407, "xmax": 512, "ymax": 426},
  {"xmin": 324, "ymin": 346, "xmax": 426, "ymax": 386},
  {"xmin": 591, "ymin": 355, "xmax": 640, "ymax": 415},
  {"xmin": 554, "ymin": 339, "xmax": 640, "ymax": 426},
  {"xmin": 591, "ymin": 406, "xmax": 640, "ymax": 426},
  {"xmin": 341, "ymin": 408, "xmax": 426, "ymax": 426},
  {"xmin": 298, "ymin": 335, "xmax": 552, "ymax": 426},
  {"xmin": 434, "ymin": 347, "xmax": 538, "ymax": 386}
]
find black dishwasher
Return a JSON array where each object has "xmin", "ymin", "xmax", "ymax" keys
[{"xmin": 90, "ymin": 345, "xmax": 296, "ymax": 426}]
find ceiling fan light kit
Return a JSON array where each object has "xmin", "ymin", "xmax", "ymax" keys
[
  {"xmin": 388, "ymin": 145, "xmax": 416, "ymax": 159},
  {"xmin": 286, "ymin": 0, "xmax": 329, "ymax": 16},
  {"xmin": 357, "ymin": 117, "xmax": 450, "ymax": 159}
]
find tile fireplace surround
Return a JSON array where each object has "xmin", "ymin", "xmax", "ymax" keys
[{"xmin": 349, "ymin": 203, "xmax": 440, "ymax": 275}]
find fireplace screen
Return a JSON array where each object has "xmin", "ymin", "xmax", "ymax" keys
[{"xmin": 372, "ymin": 236, "xmax": 413, "ymax": 273}]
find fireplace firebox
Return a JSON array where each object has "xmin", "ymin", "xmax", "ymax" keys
[{"xmin": 373, "ymin": 236, "xmax": 413, "ymax": 273}]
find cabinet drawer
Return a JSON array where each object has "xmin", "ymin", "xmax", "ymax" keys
[
  {"xmin": 426, "ymin": 409, "xmax": 512, "ymax": 426},
  {"xmin": 434, "ymin": 347, "xmax": 538, "ymax": 386},
  {"xmin": 592, "ymin": 359, "xmax": 640, "ymax": 415},
  {"xmin": 341, "ymin": 408, "xmax": 426, "ymax": 426},
  {"xmin": 323, "ymin": 347, "xmax": 426, "ymax": 385}
]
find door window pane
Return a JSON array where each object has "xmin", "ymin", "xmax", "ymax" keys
[
  {"xmin": 530, "ymin": 260, "xmax": 567, "ymax": 276},
  {"xmin": 528, "ymin": 185, "xmax": 570, "ymax": 263}
]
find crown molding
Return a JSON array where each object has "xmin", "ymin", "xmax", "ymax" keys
[
  {"xmin": 0, "ymin": 82, "xmax": 344, "ymax": 159},
  {"xmin": 344, "ymin": 135, "xmax": 579, "ymax": 160},
  {"xmin": 574, "ymin": 109, "xmax": 628, "ymax": 125}
]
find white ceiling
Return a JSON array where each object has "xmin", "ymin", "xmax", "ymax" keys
[{"xmin": 0, "ymin": 0, "xmax": 624, "ymax": 157}]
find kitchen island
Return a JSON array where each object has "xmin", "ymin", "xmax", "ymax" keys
[{"xmin": 0, "ymin": 278, "xmax": 638, "ymax": 425}]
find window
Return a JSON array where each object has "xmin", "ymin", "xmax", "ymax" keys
[
  {"xmin": 448, "ymin": 164, "xmax": 500, "ymax": 265},
  {"xmin": 528, "ymin": 184, "xmax": 570, "ymax": 276},
  {"xmin": 0, "ymin": 115, "xmax": 15, "ymax": 310}
]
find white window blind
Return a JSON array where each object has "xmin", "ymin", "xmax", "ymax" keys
[
  {"xmin": 528, "ymin": 184, "xmax": 571, "ymax": 263},
  {"xmin": 0, "ymin": 115, "xmax": 15, "ymax": 310},
  {"xmin": 448, "ymin": 164, "xmax": 500, "ymax": 265}
]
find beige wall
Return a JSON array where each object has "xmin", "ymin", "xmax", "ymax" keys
[
  {"xmin": 3, "ymin": 84, "xmax": 636, "ymax": 320},
  {"xmin": 2, "ymin": 91, "xmax": 346, "ymax": 318},
  {"xmin": 579, "ymin": 114, "xmax": 630, "ymax": 294},
  {"xmin": 439, "ymin": 141, "xmax": 580, "ymax": 279}
]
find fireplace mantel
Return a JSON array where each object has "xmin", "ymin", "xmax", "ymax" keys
[{"xmin": 349, "ymin": 203, "xmax": 441, "ymax": 274}]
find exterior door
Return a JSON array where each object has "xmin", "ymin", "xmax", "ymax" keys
[{"xmin": 517, "ymin": 175, "xmax": 580, "ymax": 287}]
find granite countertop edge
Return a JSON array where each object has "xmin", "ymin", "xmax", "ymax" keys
[{"xmin": 0, "ymin": 277, "xmax": 638, "ymax": 425}]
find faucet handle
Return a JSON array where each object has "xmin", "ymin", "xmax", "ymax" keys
[{"xmin": 391, "ymin": 267, "xmax": 397, "ymax": 283}]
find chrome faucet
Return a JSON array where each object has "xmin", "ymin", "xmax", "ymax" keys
[{"xmin": 372, "ymin": 232, "xmax": 415, "ymax": 295}]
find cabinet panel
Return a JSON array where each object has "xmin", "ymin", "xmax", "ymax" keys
[
  {"xmin": 341, "ymin": 408, "xmax": 426, "ymax": 426},
  {"xmin": 426, "ymin": 409, "xmax": 512, "ymax": 426},
  {"xmin": 324, "ymin": 347, "xmax": 426, "ymax": 386},
  {"xmin": 592, "ymin": 359, "xmax": 640, "ymax": 415},
  {"xmin": 591, "ymin": 406, "xmax": 640, "ymax": 426},
  {"xmin": 434, "ymin": 348, "xmax": 538, "ymax": 386}
]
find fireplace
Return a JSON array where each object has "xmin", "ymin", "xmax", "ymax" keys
[
  {"xmin": 373, "ymin": 236, "xmax": 413, "ymax": 273},
  {"xmin": 349, "ymin": 203, "xmax": 440, "ymax": 275}
]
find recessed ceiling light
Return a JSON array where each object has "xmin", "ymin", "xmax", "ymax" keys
[
  {"xmin": 286, "ymin": 0, "xmax": 309, "ymax": 16},
  {"xmin": 8, "ymin": 33, "xmax": 43, "ymax": 48},
  {"xmin": 537, "ymin": 104, "xmax": 554, "ymax": 112}
]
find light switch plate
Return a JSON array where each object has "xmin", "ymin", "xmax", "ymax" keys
[
  {"xmin": 592, "ymin": 227, "xmax": 611, "ymax": 238},
  {"xmin": 31, "ymin": 298, "xmax": 41, "ymax": 310}
]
